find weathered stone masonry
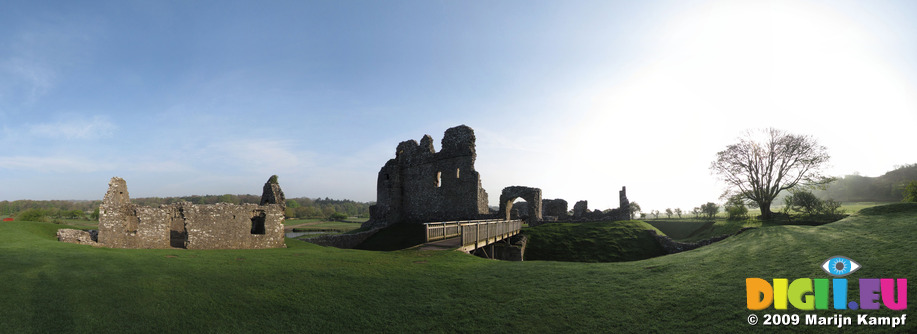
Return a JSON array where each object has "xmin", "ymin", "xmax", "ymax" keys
[
  {"xmin": 498, "ymin": 186, "xmax": 542, "ymax": 224},
  {"xmin": 59, "ymin": 176, "xmax": 286, "ymax": 249},
  {"xmin": 364, "ymin": 125, "xmax": 490, "ymax": 229}
]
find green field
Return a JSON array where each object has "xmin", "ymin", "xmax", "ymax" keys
[
  {"xmin": 1, "ymin": 203, "xmax": 914, "ymax": 332},
  {"xmin": 285, "ymin": 218, "xmax": 364, "ymax": 233},
  {"xmin": 643, "ymin": 202, "xmax": 900, "ymax": 242},
  {"xmin": 646, "ymin": 202, "xmax": 894, "ymax": 221}
]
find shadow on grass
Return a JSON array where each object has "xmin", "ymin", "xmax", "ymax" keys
[{"xmin": 354, "ymin": 223, "xmax": 425, "ymax": 251}]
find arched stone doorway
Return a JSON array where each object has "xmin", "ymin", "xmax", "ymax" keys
[{"xmin": 498, "ymin": 186, "xmax": 542, "ymax": 224}]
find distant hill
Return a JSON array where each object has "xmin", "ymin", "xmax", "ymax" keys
[{"xmin": 815, "ymin": 163, "xmax": 917, "ymax": 202}]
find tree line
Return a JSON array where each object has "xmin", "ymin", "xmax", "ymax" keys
[
  {"xmin": 812, "ymin": 164, "xmax": 917, "ymax": 203},
  {"xmin": 1, "ymin": 195, "xmax": 374, "ymax": 221}
]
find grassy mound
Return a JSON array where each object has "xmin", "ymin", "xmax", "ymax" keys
[
  {"xmin": 523, "ymin": 220, "xmax": 667, "ymax": 262},
  {"xmin": 858, "ymin": 202, "xmax": 917, "ymax": 216},
  {"xmin": 2, "ymin": 209, "xmax": 915, "ymax": 332}
]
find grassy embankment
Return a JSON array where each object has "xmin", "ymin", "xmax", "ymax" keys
[
  {"xmin": 522, "ymin": 220, "xmax": 666, "ymax": 262},
  {"xmin": 0, "ymin": 203, "xmax": 914, "ymax": 332}
]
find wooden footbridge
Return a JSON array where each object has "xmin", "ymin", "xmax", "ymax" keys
[{"xmin": 421, "ymin": 219, "xmax": 523, "ymax": 253}]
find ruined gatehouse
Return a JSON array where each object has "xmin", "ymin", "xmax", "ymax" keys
[
  {"xmin": 364, "ymin": 125, "xmax": 490, "ymax": 229},
  {"xmin": 58, "ymin": 176, "xmax": 286, "ymax": 249}
]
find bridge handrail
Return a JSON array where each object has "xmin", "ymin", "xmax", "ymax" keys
[
  {"xmin": 423, "ymin": 219, "xmax": 520, "ymax": 243},
  {"xmin": 459, "ymin": 219, "xmax": 523, "ymax": 248}
]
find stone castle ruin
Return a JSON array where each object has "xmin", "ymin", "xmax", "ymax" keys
[
  {"xmin": 58, "ymin": 176, "xmax": 286, "ymax": 249},
  {"xmin": 570, "ymin": 187, "xmax": 631, "ymax": 221},
  {"xmin": 364, "ymin": 125, "xmax": 491, "ymax": 229},
  {"xmin": 362, "ymin": 124, "xmax": 634, "ymax": 230}
]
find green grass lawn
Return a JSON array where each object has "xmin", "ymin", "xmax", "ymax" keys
[{"xmin": 1, "ymin": 203, "xmax": 915, "ymax": 332}]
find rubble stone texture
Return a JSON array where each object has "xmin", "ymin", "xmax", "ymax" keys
[
  {"xmin": 365, "ymin": 125, "xmax": 490, "ymax": 228},
  {"xmin": 573, "ymin": 200, "xmax": 588, "ymax": 219},
  {"xmin": 56, "ymin": 229, "xmax": 98, "ymax": 246},
  {"xmin": 541, "ymin": 199, "xmax": 568, "ymax": 219},
  {"xmin": 498, "ymin": 186, "xmax": 542, "ymax": 224},
  {"xmin": 92, "ymin": 176, "xmax": 285, "ymax": 249}
]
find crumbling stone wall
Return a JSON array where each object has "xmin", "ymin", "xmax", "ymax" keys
[
  {"xmin": 97, "ymin": 177, "xmax": 172, "ymax": 248},
  {"xmin": 365, "ymin": 125, "xmax": 490, "ymax": 229},
  {"xmin": 181, "ymin": 203, "xmax": 285, "ymax": 249},
  {"xmin": 573, "ymin": 200, "xmax": 588, "ymax": 219},
  {"xmin": 87, "ymin": 176, "xmax": 286, "ymax": 249},
  {"xmin": 566, "ymin": 187, "xmax": 631, "ymax": 222},
  {"xmin": 542, "ymin": 199, "xmax": 568, "ymax": 219},
  {"xmin": 57, "ymin": 229, "xmax": 99, "ymax": 246},
  {"xmin": 498, "ymin": 186, "xmax": 542, "ymax": 225}
]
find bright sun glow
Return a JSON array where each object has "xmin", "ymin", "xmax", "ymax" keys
[{"xmin": 552, "ymin": 0, "xmax": 917, "ymax": 211}]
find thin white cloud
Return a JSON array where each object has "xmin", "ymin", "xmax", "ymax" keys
[
  {"xmin": 0, "ymin": 156, "xmax": 108, "ymax": 173},
  {"xmin": 27, "ymin": 115, "xmax": 117, "ymax": 140},
  {"xmin": 125, "ymin": 160, "xmax": 194, "ymax": 173},
  {"xmin": 0, "ymin": 58, "xmax": 57, "ymax": 104},
  {"xmin": 0, "ymin": 20, "xmax": 94, "ymax": 106},
  {"xmin": 206, "ymin": 138, "xmax": 309, "ymax": 174}
]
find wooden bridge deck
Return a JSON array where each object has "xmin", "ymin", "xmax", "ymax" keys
[{"xmin": 421, "ymin": 219, "xmax": 522, "ymax": 253}]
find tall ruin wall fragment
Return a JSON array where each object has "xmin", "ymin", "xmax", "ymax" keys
[{"xmin": 365, "ymin": 125, "xmax": 490, "ymax": 229}]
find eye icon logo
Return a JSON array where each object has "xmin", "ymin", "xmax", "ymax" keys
[{"xmin": 821, "ymin": 256, "xmax": 861, "ymax": 277}]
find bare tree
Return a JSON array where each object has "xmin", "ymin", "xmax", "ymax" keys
[{"xmin": 711, "ymin": 128, "xmax": 830, "ymax": 219}]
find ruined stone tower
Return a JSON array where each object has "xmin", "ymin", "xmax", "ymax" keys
[
  {"xmin": 365, "ymin": 125, "xmax": 490, "ymax": 228},
  {"xmin": 619, "ymin": 186, "xmax": 629, "ymax": 209}
]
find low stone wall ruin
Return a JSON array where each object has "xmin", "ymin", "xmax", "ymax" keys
[
  {"xmin": 56, "ymin": 229, "xmax": 99, "ymax": 246},
  {"xmin": 58, "ymin": 176, "xmax": 286, "ymax": 249}
]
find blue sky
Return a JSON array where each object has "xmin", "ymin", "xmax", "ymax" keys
[{"xmin": 2, "ymin": 0, "xmax": 916, "ymax": 212}]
